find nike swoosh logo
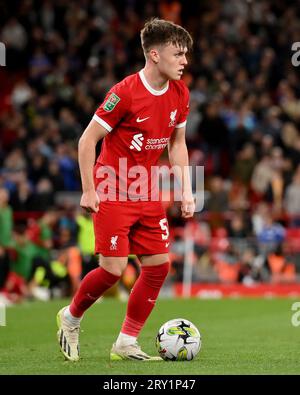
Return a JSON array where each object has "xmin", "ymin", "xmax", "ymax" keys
[
  {"xmin": 136, "ymin": 116, "xmax": 150, "ymax": 123},
  {"xmin": 148, "ymin": 298, "xmax": 156, "ymax": 304},
  {"xmin": 165, "ymin": 242, "xmax": 170, "ymax": 248},
  {"xmin": 86, "ymin": 293, "xmax": 98, "ymax": 300}
]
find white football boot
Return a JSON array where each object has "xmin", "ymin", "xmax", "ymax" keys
[
  {"xmin": 56, "ymin": 307, "xmax": 80, "ymax": 362},
  {"xmin": 110, "ymin": 342, "xmax": 162, "ymax": 361}
]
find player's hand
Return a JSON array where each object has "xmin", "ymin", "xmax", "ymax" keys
[
  {"xmin": 80, "ymin": 190, "xmax": 100, "ymax": 213},
  {"xmin": 181, "ymin": 192, "xmax": 195, "ymax": 218}
]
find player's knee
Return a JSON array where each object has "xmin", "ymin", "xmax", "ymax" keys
[
  {"xmin": 100, "ymin": 262, "xmax": 125, "ymax": 277},
  {"xmin": 99, "ymin": 256, "xmax": 127, "ymax": 277},
  {"xmin": 139, "ymin": 253, "xmax": 169, "ymax": 266},
  {"xmin": 102, "ymin": 264, "xmax": 125, "ymax": 277}
]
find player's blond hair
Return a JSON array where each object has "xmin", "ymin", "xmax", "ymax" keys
[{"xmin": 140, "ymin": 18, "xmax": 193, "ymax": 54}]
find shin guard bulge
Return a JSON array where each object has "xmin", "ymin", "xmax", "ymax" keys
[
  {"xmin": 70, "ymin": 267, "xmax": 120, "ymax": 317},
  {"xmin": 121, "ymin": 262, "xmax": 169, "ymax": 337}
]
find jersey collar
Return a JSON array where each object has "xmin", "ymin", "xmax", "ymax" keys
[{"xmin": 139, "ymin": 69, "xmax": 169, "ymax": 96}]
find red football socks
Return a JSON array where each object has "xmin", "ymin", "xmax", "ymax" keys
[
  {"xmin": 70, "ymin": 266, "xmax": 120, "ymax": 317},
  {"xmin": 121, "ymin": 262, "xmax": 169, "ymax": 337}
]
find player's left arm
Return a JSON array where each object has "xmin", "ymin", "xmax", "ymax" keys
[{"xmin": 168, "ymin": 126, "xmax": 195, "ymax": 218}]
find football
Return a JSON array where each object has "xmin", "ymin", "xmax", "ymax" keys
[{"xmin": 156, "ymin": 318, "xmax": 201, "ymax": 361}]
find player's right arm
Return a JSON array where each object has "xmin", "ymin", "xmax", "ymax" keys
[
  {"xmin": 78, "ymin": 81, "xmax": 131, "ymax": 213},
  {"xmin": 78, "ymin": 120, "xmax": 108, "ymax": 213}
]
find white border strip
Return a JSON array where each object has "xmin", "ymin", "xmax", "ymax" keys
[
  {"xmin": 139, "ymin": 69, "xmax": 169, "ymax": 96},
  {"xmin": 93, "ymin": 114, "xmax": 112, "ymax": 132},
  {"xmin": 175, "ymin": 120, "xmax": 187, "ymax": 129}
]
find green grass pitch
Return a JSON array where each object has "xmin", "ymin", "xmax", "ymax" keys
[{"xmin": 1, "ymin": 297, "xmax": 300, "ymax": 375}]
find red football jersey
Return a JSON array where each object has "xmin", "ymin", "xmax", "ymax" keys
[{"xmin": 93, "ymin": 69, "xmax": 189, "ymax": 201}]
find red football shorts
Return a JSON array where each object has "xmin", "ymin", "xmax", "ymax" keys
[{"xmin": 92, "ymin": 201, "xmax": 170, "ymax": 257}]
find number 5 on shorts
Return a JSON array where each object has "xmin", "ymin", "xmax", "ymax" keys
[{"xmin": 159, "ymin": 218, "xmax": 169, "ymax": 241}]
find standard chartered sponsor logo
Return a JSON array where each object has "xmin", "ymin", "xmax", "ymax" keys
[
  {"xmin": 145, "ymin": 137, "xmax": 169, "ymax": 150},
  {"xmin": 130, "ymin": 133, "xmax": 144, "ymax": 151},
  {"xmin": 130, "ymin": 135, "xmax": 170, "ymax": 151}
]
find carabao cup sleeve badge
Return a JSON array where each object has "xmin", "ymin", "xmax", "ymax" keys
[{"xmin": 103, "ymin": 93, "xmax": 121, "ymax": 112}]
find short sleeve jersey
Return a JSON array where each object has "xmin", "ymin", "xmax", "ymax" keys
[{"xmin": 93, "ymin": 69, "xmax": 190, "ymax": 200}]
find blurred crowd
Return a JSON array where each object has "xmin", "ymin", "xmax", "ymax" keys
[
  {"xmin": 1, "ymin": 0, "xmax": 300, "ymax": 302},
  {"xmin": 0, "ymin": 191, "xmax": 140, "ymax": 303}
]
